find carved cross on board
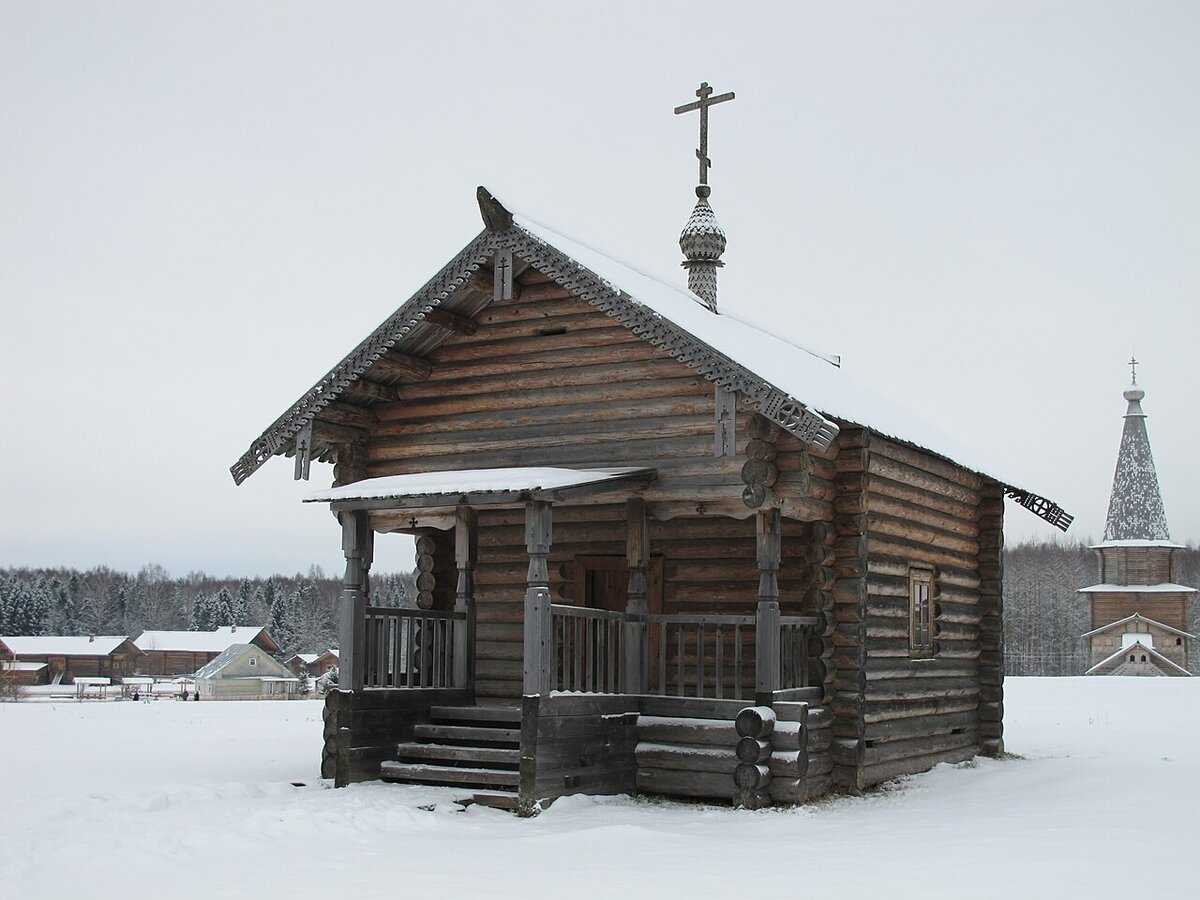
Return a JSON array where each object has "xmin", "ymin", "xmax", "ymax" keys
[
  {"xmin": 674, "ymin": 81, "xmax": 735, "ymax": 186},
  {"xmin": 494, "ymin": 249, "xmax": 513, "ymax": 301},
  {"xmin": 1129, "ymin": 355, "xmax": 1139, "ymax": 385}
]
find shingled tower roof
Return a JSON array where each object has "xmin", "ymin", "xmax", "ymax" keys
[{"xmin": 1103, "ymin": 369, "xmax": 1171, "ymax": 542}]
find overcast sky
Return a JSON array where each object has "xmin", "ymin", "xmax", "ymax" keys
[{"xmin": 2, "ymin": 2, "xmax": 1197, "ymax": 578}]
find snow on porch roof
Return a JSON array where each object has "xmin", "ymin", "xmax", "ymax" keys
[
  {"xmin": 304, "ymin": 466, "xmax": 656, "ymax": 508},
  {"xmin": 0, "ymin": 635, "xmax": 138, "ymax": 657}
]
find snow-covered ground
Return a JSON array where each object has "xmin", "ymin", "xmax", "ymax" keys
[{"xmin": 2, "ymin": 678, "xmax": 1195, "ymax": 898}]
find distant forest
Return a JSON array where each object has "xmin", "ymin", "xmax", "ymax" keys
[
  {"xmin": 2, "ymin": 541, "xmax": 1197, "ymax": 672},
  {"xmin": 998, "ymin": 540, "xmax": 1198, "ymax": 675},
  {"xmin": 0, "ymin": 565, "xmax": 417, "ymax": 657}
]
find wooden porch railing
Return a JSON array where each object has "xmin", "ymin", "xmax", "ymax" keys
[
  {"xmin": 548, "ymin": 604, "xmax": 817, "ymax": 699},
  {"xmin": 551, "ymin": 605, "xmax": 625, "ymax": 693},
  {"xmin": 363, "ymin": 606, "xmax": 465, "ymax": 690}
]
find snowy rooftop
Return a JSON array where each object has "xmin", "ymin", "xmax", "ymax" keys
[
  {"xmin": 1077, "ymin": 583, "xmax": 1198, "ymax": 594},
  {"xmin": 305, "ymin": 467, "xmax": 654, "ymax": 505},
  {"xmin": 2, "ymin": 661, "xmax": 48, "ymax": 671},
  {"xmin": 1090, "ymin": 539, "xmax": 1186, "ymax": 549},
  {"xmin": 511, "ymin": 208, "xmax": 1046, "ymax": 497},
  {"xmin": 1081, "ymin": 612, "xmax": 1196, "ymax": 640},
  {"xmin": 134, "ymin": 626, "xmax": 270, "ymax": 654},
  {"xmin": 0, "ymin": 635, "xmax": 136, "ymax": 657}
]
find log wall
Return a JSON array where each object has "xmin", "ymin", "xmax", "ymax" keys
[{"xmin": 856, "ymin": 435, "xmax": 990, "ymax": 787}]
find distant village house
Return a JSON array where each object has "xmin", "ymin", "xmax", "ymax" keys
[
  {"xmin": 133, "ymin": 625, "xmax": 279, "ymax": 676},
  {"xmin": 0, "ymin": 635, "xmax": 143, "ymax": 685},
  {"xmin": 194, "ymin": 644, "xmax": 299, "ymax": 700}
]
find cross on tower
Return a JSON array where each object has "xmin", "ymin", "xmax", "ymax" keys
[
  {"xmin": 1129, "ymin": 355, "xmax": 1139, "ymax": 385},
  {"xmin": 674, "ymin": 81, "xmax": 735, "ymax": 187}
]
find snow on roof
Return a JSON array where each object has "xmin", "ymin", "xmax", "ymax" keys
[
  {"xmin": 289, "ymin": 653, "xmax": 321, "ymax": 664},
  {"xmin": 195, "ymin": 644, "xmax": 292, "ymax": 680},
  {"xmin": 134, "ymin": 626, "xmax": 269, "ymax": 654},
  {"xmin": 74, "ymin": 677, "xmax": 112, "ymax": 685},
  {"xmin": 1091, "ymin": 539, "xmax": 1186, "ymax": 549},
  {"xmin": 1081, "ymin": 613, "xmax": 1196, "ymax": 640},
  {"xmin": 0, "ymin": 635, "xmax": 136, "ymax": 657},
  {"xmin": 2, "ymin": 661, "xmax": 48, "ymax": 671},
  {"xmin": 511, "ymin": 209, "xmax": 1045, "ymax": 496},
  {"xmin": 1078, "ymin": 583, "xmax": 1198, "ymax": 595},
  {"xmin": 304, "ymin": 466, "xmax": 651, "ymax": 504}
]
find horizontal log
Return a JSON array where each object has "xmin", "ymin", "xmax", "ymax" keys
[
  {"xmin": 859, "ymin": 744, "xmax": 978, "ymax": 788},
  {"xmin": 870, "ymin": 436, "xmax": 982, "ymax": 491},
  {"xmin": 735, "ymin": 706, "xmax": 776, "ymax": 738},
  {"xmin": 737, "ymin": 737, "xmax": 772, "ymax": 764},
  {"xmin": 340, "ymin": 377, "xmax": 400, "ymax": 404},
  {"xmin": 866, "ymin": 455, "xmax": 980, "ymax": 506},
  {"xmin": 867, "ymin": 473, "xmax": 980, "ymax": 523},
  {"xmin": 767, "ymin": 750, "xmax": 807, "ymax": 778},
  {"xmin": 734, "ymin": 762, "xmax": 771, "ymax": 791},
  {"xmin": 636, "ymin": 767, "xmax": 735, "ymax": 800},
  {"xmin": 863, "ymin": 695, "xmax": 979, "ymax": 723},
  {"xmin": 637, "ymin": 716, "xmax": 738, "ymax": 746},
  {"xmin": 635, "ymin": 742, "xmax": 738, "ymax": 774},
  {"xmin": 865, "ymin": 710, "xmax": 979, "ymax": 743}
]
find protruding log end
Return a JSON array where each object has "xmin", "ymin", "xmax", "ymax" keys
[{"xmin": 477, "ymin": 186, "xmax": 514, "ymax": 233}]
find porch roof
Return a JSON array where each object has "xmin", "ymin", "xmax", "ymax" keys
[{"xmin": 303, "ymin": 466, "xmax": 657, "ymax": 510}]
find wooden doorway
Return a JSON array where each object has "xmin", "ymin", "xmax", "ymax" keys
[{"xmin": 573, "ymin": 555, "xmax": 664, "ymax": 615}]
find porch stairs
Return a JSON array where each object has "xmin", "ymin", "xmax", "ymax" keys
[{"xmin": 379, "ymin": 705, "xmax": 522, "ymax": 810}]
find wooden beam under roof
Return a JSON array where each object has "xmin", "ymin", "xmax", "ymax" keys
[
  {"xmin": 315, "ymin": 401, "xmax": 377, "ymax": 430},
  {"xmin": 368, "ymin": 350, "xmax": 433, "ymax": 381},
  {"xmin": 422, "ymin": 308, "xmax": 478, "ymax": 335},
  {"xmin": 341, "ymin": 378, "xmax": 400, "ymax": 404}
]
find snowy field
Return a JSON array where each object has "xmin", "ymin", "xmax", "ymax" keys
[{"xmin": 2, "ymin": 678, "xmax": 1195, "ymax": 898}]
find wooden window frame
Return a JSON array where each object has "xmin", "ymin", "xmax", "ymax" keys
[{"xmin": 909, "ymin": 566, "xmax": 936, "ymax": 658}]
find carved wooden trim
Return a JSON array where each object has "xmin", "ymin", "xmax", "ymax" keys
[
  {"xmin": 230, "ymin": 232, "xmax": 495, "ymax": 485},
  {"xmin": 496, "ymin": 227, "xmax": 840, "ymax": 453}
]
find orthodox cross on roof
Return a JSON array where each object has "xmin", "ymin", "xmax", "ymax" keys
[
  {"xmin": 674, "ymin": 81, "xmax": 735, "ymax": 187},
  {"xmin": 1129, "ymin": 355, "xmax": 1139, "ymax": 385}
]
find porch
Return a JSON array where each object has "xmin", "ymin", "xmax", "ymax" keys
[{"xmin": 313, "ymin": 467, "xmax": 832, "ymax": 811}]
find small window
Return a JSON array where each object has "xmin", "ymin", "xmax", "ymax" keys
[
  {"xmin": 249, "ymin": 656, "xmax": 257, "ymax": 667},
  {"xmin": 909, "ymin": 567, "xmax": 935, "ymax": 658},
  {"xmin": 1141, "ymin": 655, "xmax": 1147, "ymax": 663},
  {"xmin": 1177, "ymin": 638, "xmax": 1183, "ymax": 646}
]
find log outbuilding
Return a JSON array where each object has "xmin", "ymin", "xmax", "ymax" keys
[{"xmin": 232, "ymin": 181, "xmax": 1070, "ymax": 811}]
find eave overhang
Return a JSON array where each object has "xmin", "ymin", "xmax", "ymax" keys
[{"xmin": 303, "ymin": 466, "xmax": 657, "ymax": 512}]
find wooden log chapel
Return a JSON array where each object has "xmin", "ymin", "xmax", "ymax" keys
[{"xmin": 232, "ymin": 83, "xmax": 1072, "ymax": 812}]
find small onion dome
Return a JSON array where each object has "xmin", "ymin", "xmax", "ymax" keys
[
  {"xmin": 679, "ymin": 185, "xmax": 727, "ymax": 262},
  {"xmin": 1123, "ymin": 384, "xmax": 1145, "ymax": 402}
]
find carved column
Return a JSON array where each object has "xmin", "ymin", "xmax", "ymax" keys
[
  {"xmin": 755, "ymin": 507, "xmax": 782, "ymax": 704},
  {"xmin": 522, "ymin": 501, "xmax": 554, "ymax": 696},
  {"xmin": 623, "ymin": 498, "xmax": 649, "ymax": 693},
  {"xmin": 338, "ymin": 509, "xmax": 372, "ymax": 693},
  {"xmin": 453, "ymin": 505, "xmax": 477, "ymax": 695}
]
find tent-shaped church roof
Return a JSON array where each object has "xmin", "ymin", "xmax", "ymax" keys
[{"xmin": 231, "ymin": 187, "xmax": 1070, "ymax": 529}]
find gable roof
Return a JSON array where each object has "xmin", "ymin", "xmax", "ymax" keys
[
  {"xmin": 194, "ymin": 644, "xmax": 293, "ymax": 680},
  {"xmin": 231, "ymin": 187, "xmax": 1071, "ymax": 530},
  {"xmin": 1085, "ymin": 640, "xmax": 1192, "ymax": 676},
  {"xmin": 0, "ymin": 635, "xmax": 141, "ymax": 657},
  {"xmin": 133, "ymin": 626, "xmax": 277, "ymax": 655},
  {"xmin": 1080, "ymin": 613, "xmax": 1196, "ymax": 641}
]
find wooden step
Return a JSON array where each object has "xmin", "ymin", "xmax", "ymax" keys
[
  {"xmin": 429, "ymin": 705, "xmax": 522, "ymax": 725},
  {"xmin": 467, "ymin": 791, "xmax": 520, "ymax": 811},
  {"xmin": 394, "ymin": 742, "xmax": 519, "ymax": 767},
  {"xmin": 412, "ymin": 723, "xmax": 520, "ymax": 745},
  {"xmin": 380, "ymin": 762, "xmax": 519, "ymax": 788}
]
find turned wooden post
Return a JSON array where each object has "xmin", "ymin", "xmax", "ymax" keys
[
  {"xmin": 755, "ymin": 507, "xmax": 782, "ymax": 704},
  {"xmin": 622, "ymin": 497, "xmax": 649, "ymax": 693},
  {"xmin": 339, "ymin": 509, "xmax": 372, "ymax": 693},
  {"xmin": 522, "ymin": 500, "xmax": 554, "ymax": 696},
  {"xmin": 453, "ymin": 504, "xmax": 477, "ymax": 694}
]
